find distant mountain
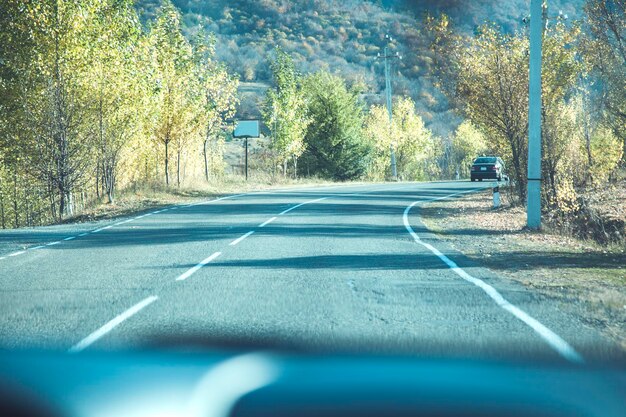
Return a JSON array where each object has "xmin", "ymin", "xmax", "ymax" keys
[{"xmin": 134, "ymin": 0, "xmax": 584, "ymax": 135}]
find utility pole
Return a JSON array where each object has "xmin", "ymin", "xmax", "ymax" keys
[
  {"xmin": 524, "ymin": 4, "xmax": 567, "ymax": 228},
  {"xmin": 377, "ymin": 35, "xmax": 401, "ymax": 181},
  {"xmin": 526, "ymin": 0, "xmax": 543, "ymax": 229}
]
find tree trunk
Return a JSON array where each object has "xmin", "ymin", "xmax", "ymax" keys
[
  {"xmin": 0, "ymin": 169, "xmax": 5, "ymax": 229},
  {"xmin": 177, "ymin": 148, "xmax": 181, "ymax": 188},
  {"xmin": 203, "ymin": 139, "xmax": 209, "ymax": 182},
  {"xmin": 53, "ymin": 1, "xmax": 72, "ymax": 220},
  {"xmin": 621, "ymin": 134, "xmax": 626, "ymax": 168},
  {"xmin": 509, "ymin": 139, "xmax": 526, "ymax": 203},
  {"xmin": 96, "ymin": 160, "xmax": 100, "ymax": 200},
  {"xmin": 293, "ymin": 155, "xmax": 298, "ymax": 179},
  {"xmin": 26, "ymin": 192, "xmax": 31, "ymax": 227},
  {"xmin": 164, "ymin": 139, "xmax": 170, "ymax": 186},
  {"xmin": 13, "ymin": 170, "xmax": 18, "ymax": 228},
  {"xmin": 47, "ymin": 180, "xmax": 57, "ymax": 223},
  {"xmin": 104, "ymin": 163, "xmax": 115, "ymax": 204},
  {"xmin": 64, "ymin": 191, "xmax": 73, "ymax": 217},
  {"xmin": 107, "ymin": 182, "xmax": 114, "ymax": 203},
  {"xmin": 97, "ymin": 86, "xmax": 104, "ymax": 200}
]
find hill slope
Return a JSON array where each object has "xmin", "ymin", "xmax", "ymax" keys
[{"xmin": 135, "ymin": 0, "xmax": 583, "ymax": 135}]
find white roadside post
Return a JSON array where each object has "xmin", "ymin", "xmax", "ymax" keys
[
  {"xmin": 493, "ymin": 185, "xmax": 501, "ymax": 209},
  {"xmin": 527, "ymin": 0, "xmax": 543, "ymax": 229}
]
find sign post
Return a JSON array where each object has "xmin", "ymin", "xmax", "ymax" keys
[{"xmin": 233, "ymin": 120, "xmax": 260, "ymax": 181}]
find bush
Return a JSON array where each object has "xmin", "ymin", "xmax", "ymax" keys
[{"xmin": 589, "ymin": 126, "xmax": 623, "ymax": 184}]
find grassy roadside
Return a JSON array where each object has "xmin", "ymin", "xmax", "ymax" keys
[
  {"xmin": 60, "ymin": 176, "xmax": 342, "ymax": 226},
  {"xmin": 420, "ymin": 188, "xmax": 626, "ymax": 350}
]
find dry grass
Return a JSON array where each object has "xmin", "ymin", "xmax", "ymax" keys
[{"xmin": 63, "ymin": 175, "xmax": 337, "ymax": 225}]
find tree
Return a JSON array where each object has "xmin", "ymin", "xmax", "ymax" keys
[
  {"xmin": 582, "ymin": 0, "xmax": 626, "ymax": 164},
  {"xmin": 452, "ymin": 25, "xmax": 529, "ymax": 200},
  {"xmin": 12, "ymin": 0, "xmax": 100, "ymax": 219},
  {"xmin": 301, "ymin": 71, "xmax": 370, "ymax": 180},
  {"xmin": 0, "ymin": 0, "xmax": 241, "ymax": 227},
  {"xmin": 148, "ymin": 1, "xmax": 196, "ymax": 187},
  {"xmin": 589, "ymin": 125, "xmax": 624, "ymax": 183},
  {"xmin": 84, "ymin": 0, "xmax": 142, "ymax": 202},
  {"xmin": 365, "ymin": 97, "xmax": 433, "ymax": 181},
  {"xmin": 264, "ymin": 48, "xmax": 310, "ymax": 178},
  {"xmin": 451, "ymin": 120, "xmax": 487, "ymax": 178},
  {"xmin": 192, "ymin": 32, "xmax": 239, "ymax": 181},
  {"xmin": 540, "ymin": 21, "xmax": 583, "ymax": 206}
]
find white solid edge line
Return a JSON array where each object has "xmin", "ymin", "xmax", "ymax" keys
[
  {"xmin": 30, "ymin": 245, "xmax": 46, "ymax": 250},
  {"xmin": 279, "ymin": 197, "xmax": 328, "ymax": 215},
  {"xmin": 259, "ymin": 217, "xmax": 277, "ymax": 228},
  {"xmin": 230, "ymin": 231, "xmax": 255, "ymax": 246},
  {"xmin": 68, "ymin": 296, "xmax": 158, "ymax": 353},
  {"xmin": 46, "ymin": 241, "xmax": 60, "ymax": 246},
  {"xmin": 63, "ymin": 236, "xmax": 76, "ymax": 241},
  {"xmin": 8, "ymin": 251, "xmax": 26, "ymax": 257},
  {"xmin": 402, "ymin": 191, "xmax": 584, "ymax": 364},
  {"xmin": 176, "ymin": 252, "xmax": 222, "ymax": 282}
]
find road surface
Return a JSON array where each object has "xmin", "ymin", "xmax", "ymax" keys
[{"xmin": 0, "ymin": 181, "xmax": 619, "ymax": 362}]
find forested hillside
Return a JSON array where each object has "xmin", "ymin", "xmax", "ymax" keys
[
  {"xmin": 135, "ymin": 0, "xmax": 583, "ymax": 134},
  {"xmin": 134, "ymin": 0, "xmax": 449, "ymax": 132}
]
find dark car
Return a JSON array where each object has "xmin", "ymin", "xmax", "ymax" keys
[{"xmin": 471, "ymin": 156, "xmax": 505, "ymax": 181}]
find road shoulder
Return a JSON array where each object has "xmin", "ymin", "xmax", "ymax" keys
[{"xmin": 420, "ymin": 188, "xmax": 626, "ymax": 351}]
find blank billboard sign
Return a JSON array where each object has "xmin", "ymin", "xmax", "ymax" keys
[{"xmin": 233, "ymin": 120, "xmax": 260, "ymax": 138}]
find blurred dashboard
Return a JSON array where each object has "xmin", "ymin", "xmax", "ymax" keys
[{"xmin": 0, "ymin": 350, "xmax": 625, "ymax": 417}]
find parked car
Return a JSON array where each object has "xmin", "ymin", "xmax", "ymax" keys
[{"xmin": 470, "ymin": 156, "xmax": 505, "ymax": 181}]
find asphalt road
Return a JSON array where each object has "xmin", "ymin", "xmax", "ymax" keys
[{"xmin": 0, "ymin": 181, "xmax": 620, "ymax": 362}]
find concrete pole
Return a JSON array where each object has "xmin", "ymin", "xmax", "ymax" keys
[
  {"xmin": 384, "ymin": 46, "xmax": 398, "ymax": 180},
  {"xmin": 527, "ymin": 0, "xmax": 543, "ymax": 229}
]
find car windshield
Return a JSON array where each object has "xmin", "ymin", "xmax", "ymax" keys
[
  {"xmin": 474, "ymin": 157, "xmax": 497, "ymax": 164},
  {"xmin": 0, "ymin": 0, "xmax": 624, "ymax": 368}
]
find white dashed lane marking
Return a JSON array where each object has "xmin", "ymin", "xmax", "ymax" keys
[
  {"xmin": 176, "ymin": 252, "xmax": 222, "ymax": 282},
  {"xmin": 259, "ymin": 217, "xmax": 277, "ymax": 228},
  {"xmin": 229, "ymin": 231, "xmax": 255, "ymax": 246},
  {"xmin": 68, "ymin": 296, "xmax": 159, "ymax": 353},
  {"xmin": 279, "ymin": 197, "xmax": 328, "ymax": 215}
]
